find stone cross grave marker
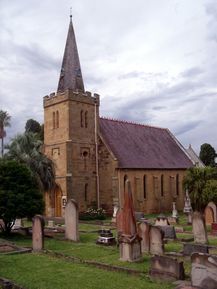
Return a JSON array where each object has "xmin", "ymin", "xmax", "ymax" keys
[{"xmin": 65, "ymin": 199, "xmax": 79, "ymax": 241}]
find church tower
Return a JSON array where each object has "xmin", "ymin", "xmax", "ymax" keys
[{"xmin": 43, "ymin": 16, "xmax": 100, "ymax": 217}]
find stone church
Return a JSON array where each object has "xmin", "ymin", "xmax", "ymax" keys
[{"xmin": 43, "ymin": 16, "xmax": 194, "ymax": 217}]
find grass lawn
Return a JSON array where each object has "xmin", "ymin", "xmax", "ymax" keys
[{"xmin": 0, "ymin": 253, "xmax": 174, "ymax": 289}]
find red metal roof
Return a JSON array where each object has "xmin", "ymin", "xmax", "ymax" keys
[{"xmin": 99, "ymin": 118, "xmax": 193, "ymax": 169}]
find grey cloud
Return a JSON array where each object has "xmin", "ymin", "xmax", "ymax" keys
[
  {"xmin": 0, "ymin": 41, "xmax": 60, "ymax": 72},
  {"xmin": 181, "ymin": 67, "xmax": 203, "ymax": 78},
  {"xmin": 174, "ymin": 121, "xmax": 202, "ymax": 136},
  {"xmin": 205, "ymin": 1, "xmax": 217, "ymax": 42}
]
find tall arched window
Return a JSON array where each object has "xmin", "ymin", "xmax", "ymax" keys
[
  {"xmin": 80, "ymin": 110, "xmax": 83, "ymax": 127},
  {"xmin": 85, "ymin": 111, "xmax": 88, "ymax": 128},
  {"xmin": 85, "ymin": 183, "xmax": 88, "ymax": 202},
  {"xmin": 176, "ymin": 174, "xmax": 179, "ymax": 195},
  {"xmin": 143, "ymin": 175, "xmax": 146, "ymax": 199},
  {"xmin": 161, "ymin": 175, "xmax": 164, "ymax": 197},
  {"xmin": 124, "ymin": 175, "xmax": 128, "ymax": 192},
  {"xmin": 56, "ymin": 110, "xmax": 59, "ymax": 128},
  {"xmin": 53, "ymin": 111, "xmax": 56, "ymax": 129}
]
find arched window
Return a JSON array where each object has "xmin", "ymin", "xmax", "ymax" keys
[
  {"xmin": 161, "ymin": 175, "xmax": 164, "ymax": 197},
  {"xmin": 143, "ymin": 175, "xmax": 146, "ymax": 199},
  {"xmin": 85, "ymin": 111, "xmax": 88, "ymax": 128},
  {"xmin": 85, "ymin": 183, "xmax": 88, "ymax": 202},
  {"xmin": 53, "ymin": 111, "xmax": 56, "ymax": 129},
  {"xmin": 176, "ymin": 174, "xmax": 179, "ymax": 195},
  {"xmin": 80, "ymin": 110, "xmax": 83, "ymax": 127},
  {"xmin": 124, "ymin": 175, "xmax": 128, "ymax": 192},
  {"xmin": 56, "ymin": 110, "xmax": 59, "ymax": 128}
]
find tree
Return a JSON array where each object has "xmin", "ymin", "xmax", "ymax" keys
[
  {"xmin": 199, "ymin": 143, "xmax": 217, "ymax": 167},
  {"xmin": 25, "ymin": 119, "xmax": 44, "ymax": 141},
  {"xmin": 183, "ymin": 167, "xmax": 217, "ymax": 212},
  {"xmin": 25, "ymin": 119, "xmax": 41, "ymax": 134},
  {"xmin": 0, "ymin": 160, "xmax": 44, "ymax": 234},
  {"xmin": 0, "ymin": 110, "xmax": 11, "ymax": 157},
  {"xmin": 5, "ymin": 132, "xmax": 56, "ymax": 192}
]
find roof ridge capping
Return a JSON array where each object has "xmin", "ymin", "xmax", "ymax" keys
[{"xmin": 99, "ymin": 116, "xmax": 166, "ymax": 130}]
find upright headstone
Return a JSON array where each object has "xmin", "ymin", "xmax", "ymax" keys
[
  {"xmin": 12, "ymin": 218, "xmax": 23, "ymax": 230},
  {"xmin": 191, "ymin": 253, "xmax": 217, "ymax": 289},
  {"xmin": 111, "ymin": 204, "xmax": 119, "ymax": 224},
  {"xmin": 119, "ymin": 180, "xmax": 142, "ymax": 262},
  {"xmin": 155, "ymin": 214, "xmax": 170, "ymax": 226},
  {"xmin": 150, "ymin": 255, "xmax": 185, "ymax": 280},
  {"xmin": 183, "ymin": 189, "xmax": 192, "ymax": 224},
  {"xmin": 205, "ymin": 202, "xmax": 217, "ymax": 225},
  {"xmin": 32, "ymin": 215, "xmax": 44, "ymax": 252},
  {"xmin": 65, "ymin": 199, "xmax": 79, "ymax": 242},
  {"xmin": 138, "ymin": 221, "xmax": 150, "ymax": 253},
  {"xmin": 149, "ymin": 226, "xmax": 164, "ymax": 255},
  {"xmin": 192, "ymin": 212, "xmax": 208, "ymax": 244},
  {"xmin": 172, "ymin": 202, "xmax": 178, "ymax": 218}
]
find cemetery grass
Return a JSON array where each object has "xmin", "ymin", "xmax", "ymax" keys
[{"xmin": 0, "ymin": 253, "xmax": 174, "ymax": 289}]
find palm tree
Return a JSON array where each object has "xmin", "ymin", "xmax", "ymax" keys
[
  {"xmin": 0, "ymin": 110, "xmax": 11, "ymax": 157},
  {"xmin": 5, "ymin": 132, "xmax": 56, "ymax": 192}
]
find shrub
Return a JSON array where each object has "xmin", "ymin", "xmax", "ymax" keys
[{"xmin": 79, "ymin": 208, "xmax": 106, "ymax": 220}]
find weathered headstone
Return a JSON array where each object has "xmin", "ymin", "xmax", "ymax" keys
[
  {"xmin": 192, "ymin": 212, "xmax": 208, "ymax": 244},
  {"xmin": 183, "ymin": 189, "xmax": 192, "ymax": 224},
  {"xmin": 149, "ymin": 226, "xmax": 164, "ymax": 255},
  {"xmin": 172, "ymin": 202, "xmax": 178, "ymax": 218},
  {"xmin": 111, "ymin": 204, "xmax": 119, "ymax": 224},
  {"xmin": 65, "ymin": 199, "xmax": 79, "ymax": 241},
  {"xmin": 211, "ymin": 223, "xmax": 217, "ymax": 235},
  {"xmin": 119, "ymin": 180, "xmax": 142, "ymax": 262},
  {"xmin": 149, "ymin": 255, "xmax": 185, "ymax": 280},
  {"xmin": 12, "ymin": 218, "xmax": 23, "ymax": 230},
  {"xmin": 47, "ymin": 220, "xmax": 55, "ymax": 228},
  {"xmin": 32, "ymin": 215, "xmax": 44, "ymax": 252},
  {"xmin": 159, "ymin": 225, "xmax": 176, "ymax": 240},
  {"xmin": 155, "ymin": 214, "xmax": 170, "ymax": 226},
  {"xmin": 183, "ymin": 243, "xmax": 209, "ymax": 256},
  {"xmin": 138, "ymin": 221, "xmax": 150, "ymax": 253},
  {"xmin": 191, "ymin": 253, "xmax": 217, "ymax": 289},
  {"xmin": 205, "ymin": 202, "xmax": 217, "ymax": 225}
]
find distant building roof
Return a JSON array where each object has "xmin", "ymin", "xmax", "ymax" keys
[
  {"xmin": 99, "ymin": 118, "xmax": 193, "ymax": 169},
  {"xmin": 185, "ymin": 144, "xmax": 205, "ymax": 167}
]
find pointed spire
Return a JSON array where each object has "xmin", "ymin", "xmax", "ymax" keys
[{"xmin": 57, "ymin": 15, "xmax": 84, "ymax": 93}]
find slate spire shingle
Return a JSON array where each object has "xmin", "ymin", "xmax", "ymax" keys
[{"xmin": 57, "ymin": 15, "xmax": 84, "ymax": 92}]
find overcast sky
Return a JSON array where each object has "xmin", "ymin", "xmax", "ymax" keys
[{"xmin": 0, "ymin": 0, "xmax": 217, "ymax": 153}]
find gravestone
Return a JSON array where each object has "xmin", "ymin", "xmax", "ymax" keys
[
  {"xmin": 192, "ymin": 212, "xmax": 208, "ymax": 244},
  {"xmin": 149, "ymin": 226, "xmax": 164, "ymax": 255},
  {"xmin": 172, "ymin": 202, "xmax": 178, "ymax": 218},
  {"xmin": 111, "ymin": 204, "xmax": 119, "ymax": 224},
  {"xmin": 183, "ymin": 189, "xmax": 192, "ymax": 224},
  {"xmin": 159, "ymin": 225, "xmax": 176, "ymax": 239},
  {"xmin": 65, "ymin": 199, "xmax": 79, "ymax": 241},
  {"xmin": 47, "ymin": 220, "xmax": 55, "ymax": 228},
  {"xmin": 12, "ymin": 219, "xmax": 23, "ymax": 230},
  {"xmin": 119, "ymin": 180, "xmax": 142, "ymax": 262},
  {"xmin": 32, "ymin": 215, "xmax": 44, "ymax": 252},
  {"xmin": 155, "ymin": 214, "xmax": 170, "ymax": 226},
  {"xmin": 191, "ymin": 253, "xmax": 217, "ymax": 289},
  {"xmin": 149, "ymin": 255, "xmax": 185, "ymax": 280},
  {"xmin": 138, "ymin": 221, "xmax": 150, "ymax": 253},
  {"xmin": 211, "ymin": 223, "xmax": 217, "ymax": 235},
  {"xmin": 183, "ymin": 243, "xmax": 209, "ymax": 256},
  {"xmin": 205, "ymin": 202, "xmax": 217, "ymax": 225}
]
